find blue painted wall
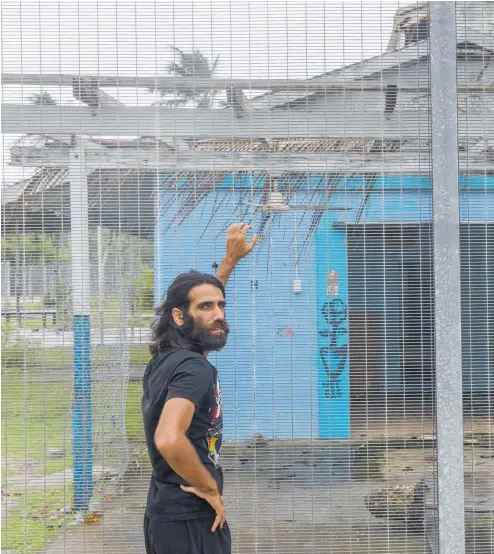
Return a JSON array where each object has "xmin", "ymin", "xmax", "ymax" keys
[
  {"xmin": 315, "ymin": 221, "xmax": 350, "ymax": 439},
  {"xmin": 154, "ymin": 174, "xmax": 494, "ymax": 439},
  {"xmin": 155, "ymin": 178, "xmax": 321, "ymax": 440}
]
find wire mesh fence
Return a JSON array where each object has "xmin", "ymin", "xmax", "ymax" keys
[
  {"xmin": 1, "ymin": 2, "xmax": 492, "ymax": 554},
  {"xmin": 455, "ymin": 4, "xmax": 494, "ymax": 553}
]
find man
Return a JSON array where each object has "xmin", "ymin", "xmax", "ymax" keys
[{"xmin": 142, "ymin": 223, "xmax": 257, "ymax": 554}]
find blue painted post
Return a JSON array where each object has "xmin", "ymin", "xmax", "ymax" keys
[
  {"xmin": 316, "ymin": 215, "xmax": 350, "ymax": 439},
  {"xmin": 69, "ymin": 139, "xmax": 93, "ymax": 511}
]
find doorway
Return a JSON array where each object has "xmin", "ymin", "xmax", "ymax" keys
[{"xmin": 347, "ymin": 224, "xmax": 435, "ymax": 416}]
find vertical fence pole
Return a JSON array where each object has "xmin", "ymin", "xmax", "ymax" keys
[
  {"xmin": 69, "ymin": 138, "xmax": 93, "ymax": 511},
  {"xmin": 429, "ymin": 3, "xmax": 466, "ymax": 554}
]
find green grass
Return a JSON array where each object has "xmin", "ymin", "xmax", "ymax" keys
[
  {"xmin": 2, "ymin": 370, "xmax": 146, "ymax": 461},
  {"xmin": 130, "ymin": 313, "xmax": 154, "ymax": 329},
  {"xmin": 4, "ymin": 297, "xmax": 154, "ymax": 330},
  {"xmin": 2, "ymin": 344, "xmax": 150, "ymax": 373},
  {"xmin": 37, "ymin": 457, "xmax": 74, "ymax": 477},
  {"xmin": 90, "ymin": 297, "xmax": 154, "ymax": 329},
  {"xmin": 2, "ymin": 347, "xmax": 147, "ymax": 553},
  {"xmin": 4, "ymin": 300, "xmax": 45, "ymax": 311},
  {"xmin": 90, "ymin": 297, "xmax": 122, "ymax": 327},
  {"xmin": 4, "ymin": 318, "xmax": 59, "ymax": 330},
  {"xmin": 2, "ymin": 486, "xmax": 75, "ymax": 554},
  {"xmin": 1, "ymin": 285, "xmax": 153, "ymax": 549},
  {"xmin": 2, "ymin": 374, "xmax": 72, "ymax": 461},
  {"xmin": 3, "ymin": 346, "xmax": 72, "ymax": 371},
  {"xmin": 3, "ymin": 302, "xmax": 67, "ymax": 329},
  {"xmin": 129, "ymin": 344, "xmax": 151, "ymax": 365}
]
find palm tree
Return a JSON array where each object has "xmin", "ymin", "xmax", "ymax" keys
[
  {"xmin": 29, "ymin": 90, "xmax": 57, "ymax": 105},
  {"xmin": 150, "ymin": 46, "xmax": 220, "ymax": 108}
]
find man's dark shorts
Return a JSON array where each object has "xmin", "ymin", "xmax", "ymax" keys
[{"xmin": 144, "ymin": 514, "xmax": 231, "ymax": 554}]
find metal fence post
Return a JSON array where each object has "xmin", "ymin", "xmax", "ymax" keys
[
  {"xmin": 69, "ymin": 137, "xmax": 93, "ymax": 511},
  {"xmin": 429, "ymin": 3, "xmax": 466, "ymax": 554}
]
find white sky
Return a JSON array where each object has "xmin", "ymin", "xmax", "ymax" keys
[{"xmin": 1, "ymin": 1, "xmax": 400, "ymax": 186}]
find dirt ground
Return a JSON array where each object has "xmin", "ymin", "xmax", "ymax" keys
[
  {"xmin": 39, "ymin": 415, "xmax": 493, "ymax": 554},
  {"xmin": 3, "ymin": 413, "xmax": 491, "ymax": 554}
]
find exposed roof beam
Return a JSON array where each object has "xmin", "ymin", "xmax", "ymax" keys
[
  {"xmin": 9, "ymin": 146, "xmax": 494, "ymax": 174},
  {"xmin": 3, "ymin": 104, "xmax": 492, "ymax": 140},
  {"xmin": 2, "ymin": 72, "xmax": 492, "ymax": 94}
]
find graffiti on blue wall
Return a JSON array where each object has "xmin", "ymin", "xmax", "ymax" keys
[{"xmin": 319, "ymin": 298, "xmax": 349, "ymax": 399}]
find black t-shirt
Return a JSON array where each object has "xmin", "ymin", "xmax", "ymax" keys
[{"xmin": 142, "ymin": 348, "xmax": 224, "ymax": 521}]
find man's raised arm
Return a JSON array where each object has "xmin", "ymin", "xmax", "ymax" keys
[{"xmin": 215, "ymin": 223, "xmax": 257, "ymax": 287}]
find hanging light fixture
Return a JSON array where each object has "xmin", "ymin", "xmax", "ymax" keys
[{"xmin": 239, "ymin": 172, "xmax": 351, "ymax": 213}]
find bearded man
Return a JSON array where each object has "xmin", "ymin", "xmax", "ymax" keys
[{"xmin": 142, "ymin": 223, "xmax": 256, "ymax": 554}]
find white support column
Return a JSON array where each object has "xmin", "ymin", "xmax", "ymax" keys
[{"xmin": 69, "ymin": 139, "xmax": 91, "ymax": 317}]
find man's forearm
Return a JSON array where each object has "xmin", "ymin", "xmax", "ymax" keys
[
  {"xmin": 215, "ymin": 255, "xmax": 238, "ymax": 288},
  {"xmin": 158, "ymin": 434, "xmax": 218, "ymax": 492}
]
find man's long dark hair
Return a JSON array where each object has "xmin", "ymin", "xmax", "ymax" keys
[{"xmin": 149, "ymin": 270, "xmax": 226, "ymax": 356}]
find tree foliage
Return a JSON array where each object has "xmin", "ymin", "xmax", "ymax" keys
[
  {"xmin": 28, "ymin": 90, "xmax": 57, "ymax": 105},
  {"xmin": 1, "ymin": 233, "xmax": 69, "ymax": 264},
  {"xmin": 132, "ymin": 265, "xmax": 154, "ymax": 310},
  {"xmin": 150, "ymin": 46, "xmax": 220, "ymax": 108}
]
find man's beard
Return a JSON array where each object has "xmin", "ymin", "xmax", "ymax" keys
[{"xmin": 179, "ymin": 313, "xmax": 229, "ymax": 352}]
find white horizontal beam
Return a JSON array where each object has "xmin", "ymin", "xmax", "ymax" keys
[
  {"xmin": 0, "ymin": 72, "xmax": 417, "ymax": 92},
  {"xmin": 4, "ymin": 104, "xmax": 492, "ymax": 140},
  {"xmin": 9, "ymin": 145, "xmax": 494, "ymax": 173},
  {"xmin": 2, "ymin": 72, "xmax": 492, "ymax": 93}
]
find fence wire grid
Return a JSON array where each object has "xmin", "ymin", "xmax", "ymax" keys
[{"xmin": 1, "ymin": 2, "xmax": 493, "ymax": 554}]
